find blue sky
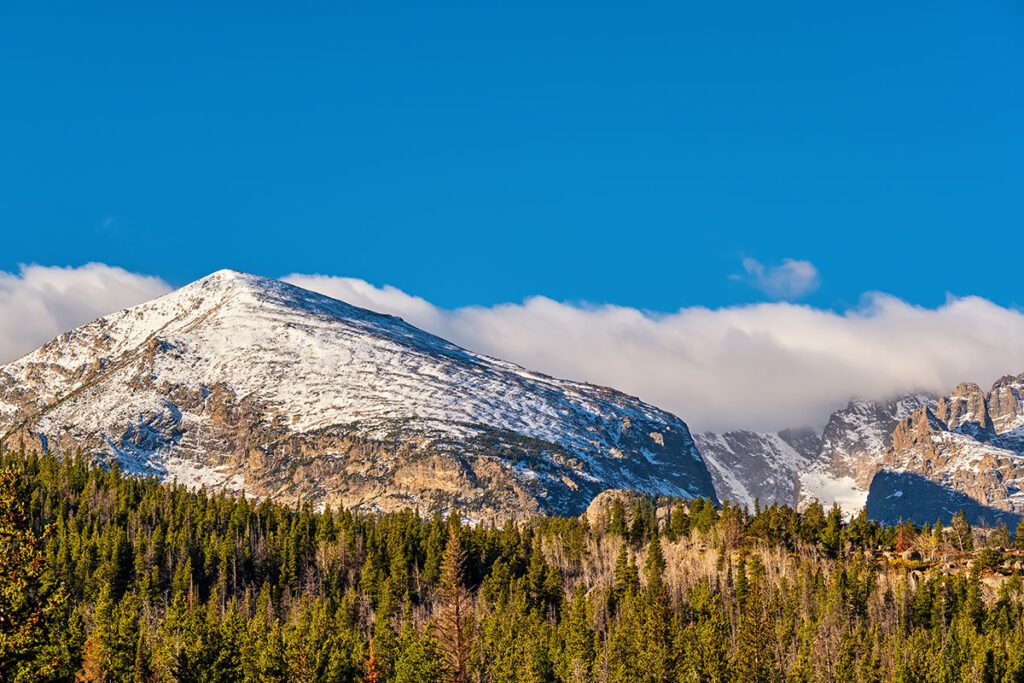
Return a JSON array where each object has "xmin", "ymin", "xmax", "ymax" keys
[{"xmin": 2, "ymin": 1, "xmax": 1022, "ymax": 312}]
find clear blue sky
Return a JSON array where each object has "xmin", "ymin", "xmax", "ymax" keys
[{"xmin": 2, "ymin": 1, "xmax": 1021, "ymax": 311}]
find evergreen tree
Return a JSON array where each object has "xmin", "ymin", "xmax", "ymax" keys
[
  {"xmin": 611, "ymin": 545, "xmax": 640, "ymax": 611},
  {"xmin": 435, "ymin": 525, "xmax": 472, "ymax": 683},
  {"xmin": 10, "ymin": 444, "xmax": 1024, "ymax": 682},
  {"xmin": 821, "ymin": 504, "xmax": 845, "ymax": 558},
  {"xmin": 642, "ymin": 537, "xmax": 666, "ymax": 593},
  {"xmin": 608, "ymin": 500, "xmax": 627, "ymax": 538},
  {"xmin": 678, "ymin": 584, "xmax": 730, "ymax": 682},
  {"xmin": 557, "ymin": 588, "xmax": 595, "ymax": 683},
  {"xmin": 393, "ymin": 611, "xmax": 444, "ymax": 683}
]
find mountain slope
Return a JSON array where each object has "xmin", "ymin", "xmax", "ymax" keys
[
  {"xmin": 695, "ymin": 396, "xmax": 933, "ymax": 513},
  {"xmin": 0, "ymin": 270, "xmax": 716, "ymax": 519},
  {"xmin": 694, "ymin": 429, "xmax": 819, "ymax": 509}
]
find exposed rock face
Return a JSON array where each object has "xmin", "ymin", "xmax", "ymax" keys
[
  {"xmin": 874, "ymin": 374, "xmax": 1024, "ymax": 523},
  {"xmin": 0, "ymin": 270, "xmax": 717, "ymax": 521},
  {"xmin": 990, "ymin": 375, "xmax": 1024, "ymax": 437},
  {"xmin": 935, "ymin": 382, "xmax": 993, "ymax": 439},
  {"xmin": 694, "ymin": 429, "xmax": 819, "ymax": 509}
]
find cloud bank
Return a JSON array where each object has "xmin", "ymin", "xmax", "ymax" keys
[
  {"xmin": 285, "ymin": 273, "xmax": 1024, "ymax": 432},
  {"xmin": 0, "ymin": 264, "xmax": 171, "ymax": 363},
  {"xmin": 1, "ymin": 264, "xmax": 1021, "ymax": 434}
]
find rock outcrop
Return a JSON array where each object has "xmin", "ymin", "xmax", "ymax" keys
[
  {"xmin": 796, "ymin": 394, "xmax": 936, "ymax": 515},
  {"xmin": 697, "ymin": 395, "xmax": 934, "ymax": 515}
]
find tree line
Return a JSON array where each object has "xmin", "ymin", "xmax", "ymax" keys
[{"xmin": 3, "ymin": 445, "xmax": 1024, "ymax": 682}]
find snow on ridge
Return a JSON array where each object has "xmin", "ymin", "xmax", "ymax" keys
[{"xmin": 694, "ymin": 429, "xmax": 814, "ymax": 509}]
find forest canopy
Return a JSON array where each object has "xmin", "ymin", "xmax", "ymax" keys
[{"xmin": 3, "ymin": 445, "xmax": 1024, "ymax": 682}]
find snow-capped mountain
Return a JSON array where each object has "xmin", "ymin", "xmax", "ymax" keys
[
  {"xmin": 0, "ymin": 270, "xmax": 716, "ymax": 520},
  {"xmin": 695, "ymin": 396, "xmax": 933, "ymax": 514},
  {"xmin": 693, "ymin": 429, "xmax": 819, "ymax": 509},
  {"xmin": 797, "ymin": 394, "xmax": 936, "ymax": 515}
]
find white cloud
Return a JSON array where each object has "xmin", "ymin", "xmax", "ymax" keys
[
  {"xmin": 286, "ymin": 273, "xmax": 1024, "ymax": 433},
  {"xmin": 739, "ymin": 257, "xmax": 820, "ymax": 299},
  {"xmin": 0, "ymin": 263, "xmax": 171, "ymax": 363}
]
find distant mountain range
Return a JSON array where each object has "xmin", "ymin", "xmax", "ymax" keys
[
  {"xmin": 0, "ymin": 269, "xmax": 1021, "ymax": 525},
  {"xmin": 698, "ymin": 375, "xmax": 1024, "ymax": 525}
]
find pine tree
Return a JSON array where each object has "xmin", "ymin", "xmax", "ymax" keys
[
  {"xmin": 608, "ymin": 500, "xmax": 627, "ymax": 538},
  {"xmin": 435, "ymin": 524, "xmax": 472, "ymax": 683},
  {"xmin": 637, "ymin": 581, "xmax": 672, "ymax": 680},
  {"xmin": 678, "ymin": 584, "xmax": 730, "ymax": 682},
  {"xmin": 800, "ymin": 501, "xmax": 825, "ymax": 543},
  {"xmin": 643, "ymin": 537, "xmax": 666, "ymax": 593},
  {"xmin": 611, "ymin": 545, "xmax": 639, "ymax": 612},
  {"xmin": 607, "ymin": 595, "xmax": 641, "ymax": 681},
  {"xmin": 734, "ymin": 581, "xmax": 774, "ymax": 683},
  {"xmin": 212, "ymin": 601, "xmax": 245, "ymax": 682},
  {"xmin": 389, "ymin": 602, "xmax": 442, "ymax": 683},
  {"xmin": 989, "ymin": 522, "xmax": 1011, "ymax": 549},
  {"xmin": 364, "ymin": 638, "xmax": 382, "ymax": 683},
  {"xmin": 668, "ymin": 504, "xmax": 691, "ymax": 539},
  {"xmin": 527, "ymin": 536, "xmax": 550, "ymax": 610},
  {"xmin": 557, "ymin": 587, "xmax": 595, "ymax": 683},
  {"xmin": 821, "ymin": 504, "xmax": 844, "ymax": 558},
  {"xmin": 78, "ymin": 586, "xmax": 113, "ymax": 683},
  {"xmin": 78, "ymin": 587, "xmax": 141, "ymax": 683},
  {"xmin": 393, "ymin": 621, "xmax": 444, "ymax": 683},
  {"xmin": 930, "ymin": 518, "xmax": 945, "ymax": 558},
  {"xmin": 734, "ymin": 558, "xmax": 749, "ymax": 607}
]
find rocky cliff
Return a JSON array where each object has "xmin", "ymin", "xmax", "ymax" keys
[
  {"xmin": 873, "ymin": 375, "xmax": 1024, "ymax": 522},
  {"xmin": 796, "ymin": 394, "xmax": 936, "ymax": 514}
]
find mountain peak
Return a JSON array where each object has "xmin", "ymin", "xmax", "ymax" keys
[
  {"xmin": 201, "ymin": 267, "xmax": 250, "ymax": 280},
  {"xmin": 183, "ymin": 268, "xmax": 270, "ymax": 292},
  {"xmin": 179, "ymin": 269, "xmax": 302, "ymax": 301}
]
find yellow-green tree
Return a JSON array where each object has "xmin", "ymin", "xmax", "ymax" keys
[{"xmin": 0, "ymin": 468, "xmax": 69, "ymax": 682}]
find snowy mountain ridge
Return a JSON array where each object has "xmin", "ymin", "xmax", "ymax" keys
[
  {"xmin": 0, "ymin": 270, "xmax": 716, "ymax": 519},
  {"xmin": 868, "ymin": 376, "xmax": 1024, "ymax": 524}
]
